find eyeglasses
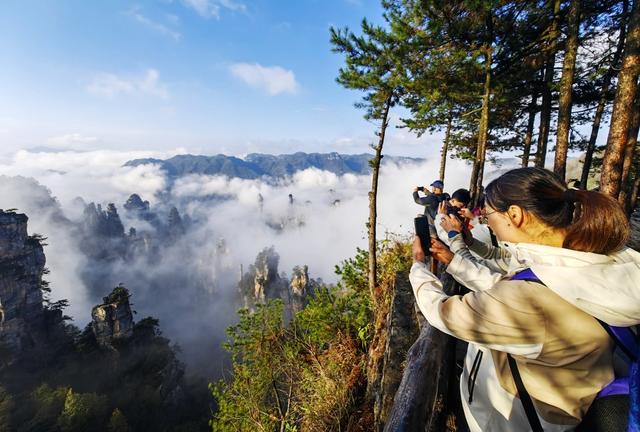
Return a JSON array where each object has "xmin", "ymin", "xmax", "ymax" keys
[{"xmin": 479, "ymin": 208, "xmax": 498, "ymax": 224}]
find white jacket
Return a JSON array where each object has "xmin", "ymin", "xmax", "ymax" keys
[{"xmin": 410, "ymin": 240, "xmax": 640, "ymax": 431}]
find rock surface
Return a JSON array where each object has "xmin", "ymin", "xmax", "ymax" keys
[
  {"xmin": 0, "ymin": 210, "xmax": 46, "ymax": 355},
  {"xmin": 91, "ymin": 286, "xmax": 134, "ymax": 349}
]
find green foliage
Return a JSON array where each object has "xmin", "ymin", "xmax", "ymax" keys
[
  {"xmin": 108, "ymin": 408, "xmax": 130, "ymax": 432},
  {"xmin": 27, "ymin": 233, "xmax": 49, "ymax": 247},
  {"xmin": 102, "ymin": 284, "xmax": 131, "ymax": 305},
  {"xmin": 17, "ymin": 384, "xmax": 69, "ymax": 432},
  {"xmin": 57, "ymin": 389, "xmax": 109, "ymax": 432},
  {"xmin": 296, "ymin": 287, "xmax": 372, "ymax": 349},
  {"xmin": 0, "ymin": 386, "xmax": 14, "ymax": 431},
  {"xmin": 211, "ymin": 301, "xmax": 288, "ymax": 432},
  {"xmin": 334, "ymin": 247, "xmax": 369, "ymax": 292},
  {"xmin": 211, "ymin": 240, "xmax": 413, "ymax": 431}
]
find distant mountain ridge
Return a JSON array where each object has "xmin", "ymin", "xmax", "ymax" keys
[{"xmin": 124, "ymin": 152, "xmax": 423, "ymax": 179}]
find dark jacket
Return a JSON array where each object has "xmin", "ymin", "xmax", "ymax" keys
[{"xmin": 413, "ymin": 190, "xmax": 449, "ymax": 219}]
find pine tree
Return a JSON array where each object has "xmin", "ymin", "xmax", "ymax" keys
[
  {"xmin": 554, "ymin": 0, "xmax": 582, "ymax": 179},
  {"xmin": 601, "ymin": 0, "xmax": 640, "ymax": 198},
  {"xmin": 330, "ymin": 20, "xmax": 404, "ymax": 298}
]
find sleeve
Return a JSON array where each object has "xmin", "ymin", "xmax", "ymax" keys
[
  {"xmin": 446, "ymin": 251, "xmax": 505, "ymax": 292},
  {"xmin": 449, "ymin": 234, "xmax": 509, "ymax": 281},
  {"xmin": 409, "ymin": 262, "xmax": 546, "ymax": 358},
  {"xmin": 413, "ymin": 190, "xmax": 430, "ymax": 205},
  {"xmin": 467, "ymin": 238, "xmax": 512, "ymax": 272}
]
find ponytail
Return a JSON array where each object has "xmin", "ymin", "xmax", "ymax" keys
[
  {"xmin": 564, "ymin": 189, "xmax": 629, "ymax": 254},
  {"xmin": 485, "ymin": 167, "xmax": 629, "ymax": 255}
]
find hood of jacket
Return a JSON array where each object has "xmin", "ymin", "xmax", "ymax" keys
[{"xmin": 501, "ymin": 243, "xmax": 640, "ymax": 326}]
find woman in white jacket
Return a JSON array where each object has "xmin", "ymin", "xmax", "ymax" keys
[{"xmin": 409, "ymin": 167, "xmax": 640, "ymax": 431}]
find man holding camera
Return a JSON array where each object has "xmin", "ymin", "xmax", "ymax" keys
[{"xmin": 413, "ymin": 180, "xmax": 450, "ymax": 219}]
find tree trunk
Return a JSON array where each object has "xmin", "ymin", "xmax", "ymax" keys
[
  {"xmin": 439, "ymin": 114, "xmax": 453, "ymax": 183},
  {"xmin": 470, "ymin": 48, "xmax": 492, "ymax": 206},
  {"xmin": 580, "ymin": 90, "xmax": 608, "ymax": 189},
  {"xmin": 619, "ymin": 94, "xmax": 640, "ymax": 213},
  {"xmin": 535, "ymin": 0, "xmax": 562, "ymax": 168},
  {"xmin": 580, "ymin": 0, "xmax": 629, "ymax": 189},
  {"xmin": 601, "ymin": 0, "xmax": 640, "ymax": 198},
  {"xmin": 631, "ymin": 175, "xmax": 640, "ymax": 211},
  {"xmin": 522, "ymin": 90, "xmax": 539, "ymax": 167},
  {"xmin": 554, "ymin": 0, "xmax": 581, "ymax": 180},
  {"xmin": 368, "ymin": 96, "xmax": 392, "ymax": 299}
]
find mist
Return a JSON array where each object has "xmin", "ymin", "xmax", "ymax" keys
[{"xmin": 0, "ymin": 148, "xmax": 518, "ymax": 377}]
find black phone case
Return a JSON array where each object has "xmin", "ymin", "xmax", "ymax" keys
[{"xmin": 414, "ymin": 217, "xmax": 431, "ymax": 258}]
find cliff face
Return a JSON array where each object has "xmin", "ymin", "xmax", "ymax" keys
[
  {"xmin": 239, "ymin": 247, "xmax": 316, "ymax": 319},
  {"xmin": 0, "ymin": 210, "xmax": 46, "ymax": 355},
  {"xmin": 91, "ymin": 287, "xmax": 134, "ymax": 349}
]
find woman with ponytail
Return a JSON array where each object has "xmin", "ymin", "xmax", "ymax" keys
[{"xmin": 410, "ymin": 167, "xmax": 640, "ymax": 431}]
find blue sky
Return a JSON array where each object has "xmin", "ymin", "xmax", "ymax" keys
[{"xmin": 0, "ymin": 0, "xmax": 439, "ymax": 157}]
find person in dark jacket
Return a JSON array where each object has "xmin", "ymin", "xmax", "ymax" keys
[{"xmin": 413, "ymin": 180, "xmax": 450, "ymax": 219}]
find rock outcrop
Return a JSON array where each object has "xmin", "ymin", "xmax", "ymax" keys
[
  {"xmin": 239, "ymin": 247, "xmax": 316, "ymax": 319},
  {"xmin": 167, "ymin": 207, "xmax": 186, "ymax": 242},
  {"xmin": 290, "ymin": 265, "xmax": 312, "ymax": 314},
  {"xmin": 0, "ymin": 210, "xmax": 46, "ymax": 356},
  {"xmin": 91, "ymin": 286, "xmax": 134, "ymax": 349},
  {"xmin": 83, "ymin": 203, "xmax": 125, "ymax": 239},
  {"xmin": 123, "ymin": 193, "xmax": 150, "ymax": 213}
]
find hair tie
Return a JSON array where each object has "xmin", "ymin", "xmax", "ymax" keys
[{"xmin": 563, "ymin": 188, "xmax": 578, "ymax": 203}]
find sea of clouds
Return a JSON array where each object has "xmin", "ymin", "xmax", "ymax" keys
[{"xmin": 0, "ymin": 147, "xmax": 519, "ymax": 376}]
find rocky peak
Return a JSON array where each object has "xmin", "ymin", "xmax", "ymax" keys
[
  {"xmin": 167, "ymin": 207, "xmax": 185, "ymax": 239},
  {"xmin": 0, "ymin": 211, "xmax": 29, "ymax": 259},
  {"xmin": 0, "ymin": 210, "xmax": 46, "ymax": 356},
  {"xmin": 91, "ymin": 286, "xmax": 134, "ymax": 349},
  {"xmin": 82, "ymin": 202, "xmax": 125, "ymax": 238},
  {"xmin": 123, "ymin": 194, "xmax": 150, "ymax": 213},
  {"xmin": 290, "ymin": 265, "xmax": 312, "ymax": 314},
  {"xmin": 105, "ymin": 204, "xmax": 125, "ymax": 237},
  {"xmin": 239, "ymin": 247, "xmax": 318, "ymax": 320},
  {"xmin": 253, "ymin": 247, "xmax": 281, "ymax": 303}
]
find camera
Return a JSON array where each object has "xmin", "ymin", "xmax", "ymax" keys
[{"xmin": 417, "ymin": 186, "xmax": 425, "ymax": 192}]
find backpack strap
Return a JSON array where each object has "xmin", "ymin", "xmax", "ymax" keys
[
  {"xmin": 597, "ymin": 322, "xmax": 638, "ymax": 362},
  {"xmin": 512, "ymin": 268, "xmax": 640, "ymax": 432},
  {"xmin": 507, "ymin": 354, "xmax": 544, "ymax": 432},
  {"xmin": 508, "ymin": 269, "xmax": 545, "ymax": 430}
]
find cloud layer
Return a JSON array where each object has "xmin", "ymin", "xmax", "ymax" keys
[
  {"xmin": 229, "ymin": 63, "xmax": 301, "ymax": 95},
  {"xmin": 0, "ymin": 148, "xmax": 517, "ymax": 376},
  {"xmin": 182, "ymin": 0, "xmax": 247, "ymax": 19},
  {"xmin": 87, "ymin": 69, "xmax": 169, "ymax": 99}
]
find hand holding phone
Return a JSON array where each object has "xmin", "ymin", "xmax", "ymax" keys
[{"xmin": 414, "ymin": 216, "xmax": 431, "ymax": 260}]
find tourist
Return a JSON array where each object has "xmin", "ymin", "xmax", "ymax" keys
[{"xmin": 410, "ymin": 167, "xmax": 640, "ymax": 431}]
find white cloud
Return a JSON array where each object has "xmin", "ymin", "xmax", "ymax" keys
[
  {"xmin": 46, "ymin": 133, "xmax": 100, "ymax": 150},
  {"xmin": 182, "ymin": 0, "xmax": 246, "ymax": 19},
  {"xmin": 130, "ymin": 10, "xmax": 181, "ymax": 41},
  {"xmin": 229, "ymin": 63, "xmax": 300, "ymax": 95},
  {"xmin": 87, "ymin": 69, "xmax": 169, "ymax": 99}
]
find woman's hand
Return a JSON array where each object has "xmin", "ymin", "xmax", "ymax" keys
[
  {"xmin": 413, "ymin": 236, "xmax": 426, "ymax": 263},
  {"xmin": 440, "ymin": 213, "xmax": 463, "ymax": 233},
  {"xmin": 438, "ymin": 200, "xmax": 447, "ymax": 215},
  {"xmin": 430, "ymin": 238, "xmax": 454, "ymax": 265},
  {"xmin": 460, "ymin": 208, "xmax": 474, "ymax": 220}
]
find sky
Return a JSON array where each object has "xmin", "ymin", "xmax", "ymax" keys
[{"xmin": 0, "ymin": 0, "xmax": 443, "ymax": 158}]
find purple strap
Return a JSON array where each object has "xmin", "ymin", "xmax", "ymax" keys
[
  {"xmin": 605, "ymin": 325, "xmax": 639, "ymax": 361},
  {"xmin": 598, "ymin": 378, "xmax": 630, "ymax": 397},
  {"xmin": 510, "ymin": 268, "xmax": 538, "ymax": 282}
]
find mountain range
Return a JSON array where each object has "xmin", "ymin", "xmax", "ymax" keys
[{"xmin": 124, "ymin": 152, "xmax": 423, "ymax": 179}]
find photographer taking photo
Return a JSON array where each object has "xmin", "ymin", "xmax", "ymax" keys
[
  {"xmin": 410, "ymin": 167, "xmax": 640, "ymax": 432},
  {"xmin": 413, "ymin": 180, "xmax": 450, "ymax": 219}
]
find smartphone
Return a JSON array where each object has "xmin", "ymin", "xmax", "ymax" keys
[{"xmin": 414, "ymin": 216, "xmax": 431, "ymax": 258}]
